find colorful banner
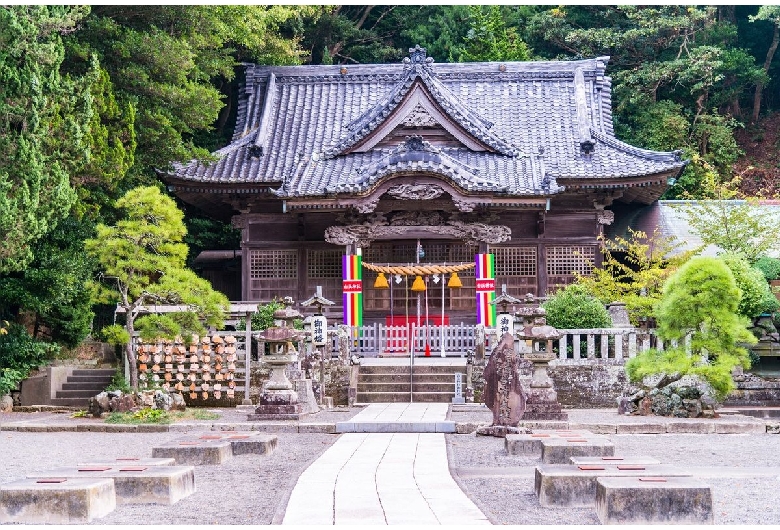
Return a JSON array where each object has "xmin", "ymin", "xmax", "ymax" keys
[
  {"xmin": 342, "ymin": 254, "xmax": 363, "ymax": 327},
  {"xmin": 475, "ymin": 253, "xmax": 496, "ymax": 327}
]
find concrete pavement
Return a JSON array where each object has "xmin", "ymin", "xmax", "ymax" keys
[{"xmin": 283, "ymin": 404, "xmax": 489, "ymax": 525}]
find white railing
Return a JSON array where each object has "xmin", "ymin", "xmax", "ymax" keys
[
  {"xmin": 336, "ymin": 323, "xmax": 476, "ymax": 357},
  {"xmin": 332, "ymin": 324, "xmax": 691, "ymax": 362}
]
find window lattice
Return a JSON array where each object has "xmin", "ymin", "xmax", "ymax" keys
[
  {"xmin": 249, "ymin": 249, "xmax": 297, "ymax": 279},
  {"xmin": 494, "ymin": 247, "xmax": 537, "ymax": 277},
  {"xmin": 307, "ymin": 249, "xmax": 342, "ymax": 278},
  {"xmin": 546, "ymin": 246, "xmax": 595, "ymax": 276}
]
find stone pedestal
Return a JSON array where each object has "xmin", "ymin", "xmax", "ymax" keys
[
  {"xmin": 522, "ymin": 352, "xmax": 568, "ymax": 421},
  {"xmin": 249, "ymin": 390, "xmax": 303, "ymax": 420}
]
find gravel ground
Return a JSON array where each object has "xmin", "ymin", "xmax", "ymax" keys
[
  {"xmin": 447, "ymin": 431, "xmax": 780, "ymax": 526},
  {"xmin": 2, "ymin": 406, "xmax": 779, "ymax": 525}
]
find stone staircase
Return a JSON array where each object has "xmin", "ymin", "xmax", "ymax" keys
[
  {"xmin": 355, "ymin": 359, "xmax": 466, "ymax": 404},
  {"xmin": 50, "ymin": 369, "xmax": 116, "ymax": 408}
]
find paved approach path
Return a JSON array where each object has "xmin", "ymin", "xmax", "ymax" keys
[{"xmin": 282, "ymin": 404, "xmax": 490, "ymax": 525}]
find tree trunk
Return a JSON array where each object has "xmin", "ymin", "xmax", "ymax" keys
[
  {"xmin": 753, "ymin": 22, "xmax": 780, "ymax": 124},
  {"xmin": 126, "ymin": 317, "xmax": 138, "ymax": 390}
]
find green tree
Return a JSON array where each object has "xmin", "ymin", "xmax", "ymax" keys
[
  {"xmin": 542, "ymin": 284, "xmax": 611, "ymax": 330},
  {"xmin": 455, "ymin": 5, "xmax": 531, "ymax": 62},
  {"xmin": 720, "ymin": 253, "xmax": 779, "ymax": 318},
  {"xmin": 578, "ymin": 228, "xmax": 692, "ymax": 325},
  {"xmin": 67, "ymin": 6, "xmax": 307, "ymax": 179},
  {"xmin": 675, "ymin": 193, "xmax": 780, "ymax": 262},
  {"xmin": 0, "ymin": 217, "xmax": 96, "ymax": 347},
  {"xmin": 525, "ymin": 6, "xmax": 765, "ymax": 199},
  {"xmin": 625, "ymin": 256, "xmax": 756, "ymax": 401},
  {"xmin": 85, "ymin": 186, "xmax": 228, "ymax": 389},
  {"xmin": 749, "ymin": 6, "xmax": 780, "ymax": 122},
  {"xmin": 0, "ymin": 6, "xmax": 91, "ymax": 273}
]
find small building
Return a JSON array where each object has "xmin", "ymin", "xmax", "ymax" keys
[{"xmin": 164, "ymin": 47, "xmax": 686, "ymax": 325}]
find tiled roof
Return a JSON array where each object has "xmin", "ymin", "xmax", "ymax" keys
[{"xmin": 169, "ymin": 49, "xmax": 686, "ymax": 199}]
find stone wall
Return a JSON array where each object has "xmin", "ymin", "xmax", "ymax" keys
[{"xmin": 548, "ymin": 360, "xmax": 630, "ymax": 408}]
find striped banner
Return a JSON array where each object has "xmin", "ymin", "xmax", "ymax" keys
[
  {"xmin": 475, "ymin": 253, "xmax": 496, "ymax": 327},
  {"xmin": 342, "ymin": 254, "xmax": 363, "ymax": 327}
]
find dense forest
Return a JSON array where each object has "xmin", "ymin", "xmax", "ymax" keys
[{"xmin": 1, "ymin": 5, "xmax": 779, "ymax": 349}]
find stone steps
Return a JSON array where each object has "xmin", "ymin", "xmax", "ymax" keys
[
  {"xmin": 355, "ymin": 363, "xmax": 465, "ymax": 403},
  {"xmin": 50, "ymin": 369, "xmax": 116, "ymax": 408}
]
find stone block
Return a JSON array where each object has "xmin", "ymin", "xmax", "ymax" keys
[
  {"xmin": 152, "ymin": 439, "xmax": 233, "ymax": 465},
  {"xmin": 569, "ymin": 456, "xmax": 661, "ymax": 466},
  {"xmin": 540, "ymin": 437, "xmax": 615, "ymax": 464},
  {"xmin": 167, "ymin": 433, "xmax": 278, "ymax": 456},
  {"xmin": 616, "ymin": 423, "xmax": 666, "ymax": 434},
  {"xmin": 78, "ymin": 457, "xmax": 176, "ymax": 467},
  {"xmin": 27, "ymin": 465, "xmax": 195, "ymax": 505},
  {"xmin": 666, "ymin": 422, "xmax": 714, "ymax": 434},
  {"xmin": 595, "ymin": 476, "xmax": 713, "ymax": 524},
  {"xmin": 298, "ymin": 423, "xmax": 337, "ymax": 434},
  {"xmin": 714, "ymin": 422, "xmax": 765, "ymax": 434},
  {"xmin": 535, "ymin": 464, "xmax": 692, "ymax": 507},
  {"xmin": 0, "ymin": 477, "xmax": 116, "ymax": 523},
  {"xmin": 505, "ymin": 431, "xmax": 595, "ymax": 456}
]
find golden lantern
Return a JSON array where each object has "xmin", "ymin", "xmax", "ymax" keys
[
  {"xmin": 411, "ymin": 275, "xmax": 426, "ymax": 292},
  {"xmin": 374, "ymin": 272, "xmax": 389, "ymax": 289},
  {"xmin": 448, "ymin": 272, "xmax": 463, "ymax": 288}
]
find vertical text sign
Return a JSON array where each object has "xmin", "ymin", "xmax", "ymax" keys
[{"xmin": 311, "ymin": 315, "xmax": 327, "ymax": 346}]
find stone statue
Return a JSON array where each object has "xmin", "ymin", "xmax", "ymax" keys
[{"xmin": 478, "ymin": 333, "xmax": 530, "ymax": 437}]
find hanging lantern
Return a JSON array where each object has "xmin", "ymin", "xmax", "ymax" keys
[
  {"xmin": 448, "ymin": 272, "xmax": 463, "ymax": 288},
  {"xmin": 374, "ymin": 272, "xmax": 389, "ymax": 289},
  {"xmin": 411, "ymin": 275, "xmax": 426, "ymax": 292}
]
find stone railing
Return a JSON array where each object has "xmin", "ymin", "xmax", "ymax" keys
[{"xmin": 553, "ymin": 328, "xmax": 692, "ymax": 363}]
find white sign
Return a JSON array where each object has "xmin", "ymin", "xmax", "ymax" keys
[
  {"xmin": 497, "ymin": 312, "xmax": 514, "ymax": 337},
  {"xmin": 454, "ymin": 372, "xmax": 463, "ymax": 398},
  {"xmin": 311, "ymin": 315, "xmax": 327, "ymax": 346}
]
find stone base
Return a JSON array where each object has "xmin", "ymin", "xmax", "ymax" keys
[
  {"xmin": 535, "ymin": 464, "xmax": 691, "ymax": 507},
  {"xmin": 595, "ymin": 476, "xmax": 713, "ymax": 524},
  {"xmin": 251, "ymin": 391, "xmax": 303, "ymax": 420},
  {"xmin": 151, "ymin": 440, "xmax": 233, "ymax": 465},
  {"xmin": 569, "ymin": 456, "xmax": 661, "ymax": 466},
  {"xmin": 505, "ymin": 431, "xmax": 594, "ymax": 455},
  {"xmin": 476, "ymin": 425, "xmax": 531, "ymax": 438},
  {"xmin": 0, "ymin": 477, "xmax": 116, "ymax": 523},
  {"xmin": 540, "ymin": 436, "xmax": 615, "ymax": 464},
  {"xmin": 523, "ymin": 387, "xmax": 569, "ymax": 421},
  {"xmin": 78, "ymin": 457, "xmax": 176, "ymax": 467},
  {"xmin": 27, "ymin": 465, "xmax": 196, "ymax": 505},
  {"xmin": 175, "ymin": 432, "xmax": 278, "ymax": 456}
]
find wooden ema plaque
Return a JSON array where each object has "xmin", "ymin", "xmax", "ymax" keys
[{"xmin": 136, "ymin": 335, "xmax": 238, "ymax": 400}]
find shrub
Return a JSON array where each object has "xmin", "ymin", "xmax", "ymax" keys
[
  {"xmin": 753, "ymin": 256, "xmax": 780, "ymax": 281},
  {"xmin": 0, "ymin": 324, "xmax": 60, "ymax": 395},
  {"xmin": 625, "ymin": 256, "xmax": 756, "ymax": 401},
  {"xmin": 720, "ymin": 253, "xmax": 780, "ymax": 317},
  {"xmin": 543, "ymin": 284, "xmax": 612, "ymax": 329}
]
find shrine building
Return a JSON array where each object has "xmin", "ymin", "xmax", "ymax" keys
[{"xmin": 165, "ymin": 46, "xmax": 686, "ymax": 327}]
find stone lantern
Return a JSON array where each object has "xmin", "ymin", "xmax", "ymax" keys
[
  {"xmin": 247, "ymin": 297, "xmax": 305, "ymax": 420},
  {"xmin": 515, "ymin": 294, "xmax": 568, "ymax": 421}
]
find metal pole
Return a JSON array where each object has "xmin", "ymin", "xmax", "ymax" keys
[{"xmin": 243, "ymin": 310, "xmax": 252, "ymax": 405}]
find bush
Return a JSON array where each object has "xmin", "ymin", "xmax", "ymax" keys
[
  {"xmin": 753, "ymin": 256, "xmax": 780, "ymax": 281},
  {"xmin": 721, "ymin": 253, "xmax": 780, "ymax": 317},
  {"xmin": 626, "ymin": 256, "xmax": 756, "ymax": 401},
  {"xmin": 543, "ymin": 284, "xmax": 612, "ymax": 329},
  {"xmin": 0, "ymin": 324, "xmax": 60, "ymax": 395}
]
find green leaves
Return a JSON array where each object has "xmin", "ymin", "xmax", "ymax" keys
[
  {"xmin": 626, "ymin": 256, "xmax": 756, "ymax": 400},
  {"xmin": 542, "ymin": 284, "xmax": 611, "ymax": 330},
  {"xmin": 85, "ymin": 185, "xmax": 228, "ymax": 389}
]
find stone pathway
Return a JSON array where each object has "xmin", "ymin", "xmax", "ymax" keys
[{"xmin": 283, "ymin": 403, "xmax": 489, "ymax": 525}]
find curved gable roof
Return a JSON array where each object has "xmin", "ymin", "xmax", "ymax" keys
[{"xmin": 167, "ymin": 49, "xmax": 686, "ymax": 203}]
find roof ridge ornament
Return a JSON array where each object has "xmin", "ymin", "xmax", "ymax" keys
[{"xmin": 403, "ymin": 45, "xmax": 434, "ymax": 72}]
